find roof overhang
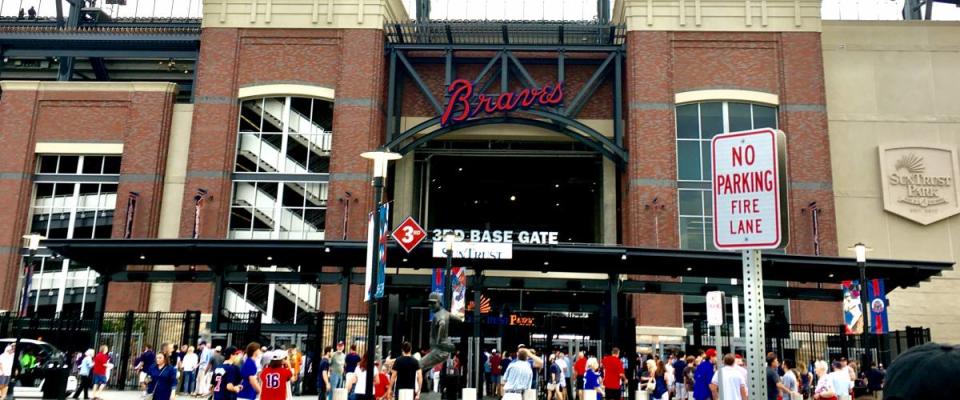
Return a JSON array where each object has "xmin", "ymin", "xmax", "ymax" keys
[{"xmin": 40, "ymin": 239, "xmax": 952, "ymax": 295}]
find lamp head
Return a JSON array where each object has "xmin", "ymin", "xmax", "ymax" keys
[
  {"xmin": 361, "ymin": 149, "xmax": 402, "ymax": 178},
  {"xmin": 443, "ymin": 231, "xmax": 457, "ymax": 251},
  {"xmin": 849, "ymin": 242, "xmax": 871, "ymax": 263}
]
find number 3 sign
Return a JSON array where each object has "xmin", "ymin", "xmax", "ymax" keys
[{"xmin": 392, "ymin": 216, "xmax": 427, "ymax": 253}]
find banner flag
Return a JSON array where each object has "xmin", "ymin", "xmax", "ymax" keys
[
  {"xmin": 452, "ymin": 267, "xmax": 466, "ymax": 317},
  {"xmin": 430, "ymin": 268, "xmax": 444, "ymax": 320},
  {"xmin": 842, "ymin": 280, "xmax": 865, "ymax": 335},
  {"xmin": 375, "ymin": 203, "xmax": 389, "ymax": 299},
  {"xmin": 867, "ymin": 279, "xmax": 889, "ymax": 334},
  {"xmin": 364, "ymin": 211, "xmax": 374, "ymax": 302}
]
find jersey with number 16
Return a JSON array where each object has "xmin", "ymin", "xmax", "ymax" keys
[{"xmin": 259, "ymin": 366, "xmax": 293, "ymax": 400}]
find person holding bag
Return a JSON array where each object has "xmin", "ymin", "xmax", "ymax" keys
[{"xmin": 147, "ymin": 353, "xmax": 178, "ymax": 400}]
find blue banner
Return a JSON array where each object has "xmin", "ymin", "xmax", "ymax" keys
[
  {"xmin": 375, "ymin": 203, "xmax": 389, "ymax": 299},
  {"xmin": 867, "ymin": 279, "xmax": 889, "ymax": 334}
]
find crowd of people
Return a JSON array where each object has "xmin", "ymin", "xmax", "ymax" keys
[{"xmin": 1, "ymin": 337, "xmax": 952, "ymax": 400}]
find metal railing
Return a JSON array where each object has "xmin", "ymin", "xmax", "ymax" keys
[
  {"xmin": 694, "ymin": 321, "xmax": 933, "ymax": 368},
  {"xmin": 386, "ymin": 20, "xmax": 625, "ymax": 46},
  {"xmin": 0, "ymin": 0, "xmax": 202, "ymax": 27},
  {"xmin": 821, "ymin": 0, "xmax": 960, "ymax": 21},
  {"xmin": 0, "ymin": 311, "xmax": 201, "ymax": 390}
]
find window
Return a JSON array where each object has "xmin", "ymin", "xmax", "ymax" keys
[
  {"xmin": 229, "ymin": 96, "xmax": 332, "ymax": 240},
  {"xmin": 675, "ymin": 102, "xmax": 777, "ymax": 250},
  {"xmin": 30, "ymin": 155, "xmax": 121, "ymax": 239}
]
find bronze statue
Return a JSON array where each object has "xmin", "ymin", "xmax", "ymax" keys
[{"xmin": 420, "ymin": 292, "xmax": 454, "ymax": 371}]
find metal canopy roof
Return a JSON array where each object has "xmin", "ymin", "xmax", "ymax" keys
[
  {"xmin": 41, "ymin": 239, "xmax": 952, "ymax": 293},
  {"xmin": 385, "ymin": 21, "xmax": 625, "ymax": 48}
]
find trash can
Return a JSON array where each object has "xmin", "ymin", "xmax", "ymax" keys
[{"xmin": 41, "ymin": 362, "xmax": 71, "ymax": 400}]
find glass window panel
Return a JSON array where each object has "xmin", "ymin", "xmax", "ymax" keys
[
  {"xmin": 680, "ymin": 216, "xmax": 705, "ymax": 250},
  {"xmin": 38, "ymin": 156, "xmax": 58, "ymax": 174},
  {"xmin": 34, "ymin": 183, "xmax": 55, "ymax": 202},
  {"xmin": 30, "ymin": 210, "xmax": 50, "ymax": 236},
  {"xmin": 279, "ymin": 207, "xmax": 306, "ymax": 239},
  {"xmin": 259, "ymin": 98, "xmax": 284, "ymax": 133},
  {"xmin": 82, "ymin": 156, "xmax": 104, "ymax": 174},
  {"xmin": 704, "ymin": 218, "xmax": 716, "ymax": 251},
  {"xmin": 303, "ymin": 208, "xmax": 326, "ymax": 232},
  {"xmin": 313, "ymin": 100, "xmax": 334, "ymax": 132},
  {"xmin": 289, "ymin": 97, "xmax": 313, "ymax": 136},
  {"xmin": 93, "ymin": 212, "xmax": 113, "ymax": 239},
  {"xmin": 258, "ymin": 134, "xmax": 283, "ymax": 172},
  {"xmin": 282, "ymin": 183, "xmax": 305, "ymax": 208},
  {"xmin": 235, "ymin": 134, "xmax": 262, "ymax": 172},
  {"xmin": 57, "ymin": 156, "xmax": 79, "ymax": 174},
  {"xmin": 753, "ymin": 105, "xmax": 777, "ymax": 129},
  {"xmin": 678, "ymin": 190, "xmax": 703, "ymax": 216},
  {"xmin": 676, "ymin": 104, "xmax": 699, "ymax": 139},
  {"xmin": 304, "ymin": 182, "xmax": 327, "ymax": 207},
  {"xmin": 700, "ymin": 102, "xmax": 724, "ymax": 138},
  {"xmin": 102, "ymin": 156, "xmax": 121, "ymax": 174},
  {"xmin": 73, "ymin": 225, "xmax": 94, "ymax": 240},
  {"xmin": 233, "ymin": 182, "xmax": 254, "ymax": 207},
  {"xmin": 728, "ymin": 103, "xmax": 752, "ymax": 132},
  {"xmin": 701, "ymin": 141, "xmax": 712, "ymax": 182},
  {"xmin": 677, "ymin": 141, "xmax": 702, "ymax": 181},
  {"xmin": 239, "ymin": 99, "xmax": 264, "ymax": 132},
  {"xmin": 284, "ymin": 139, "xmax": 309, "ymax": 173},
  {"xmin": 230, "ymin": 207, "xmax": 254, "ymax": 232},
  {"xmin": 100, "ymin": 184, "xmax": 117, "ymax": 195},
  {"xmin": 308, "ymin": 155, "xmax": 330, "ymax": 174},
  {"xmin": 254, "ymin": 182, "xmax": 278, "ymax": 226},
  {"xmin": 703, "ymin": 191, "xmax": 713, "ymax": 216}
]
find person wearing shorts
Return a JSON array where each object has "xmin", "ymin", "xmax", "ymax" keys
[
  {"xmin": 92, "ymin": 345, "xmax": 110, "ymax": 399},
  {"xmin": 0, "ymin": 344, "xmax": 13, "ymax": 400}
]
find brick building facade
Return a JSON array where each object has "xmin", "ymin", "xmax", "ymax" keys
[{"xmin": 0, "ymin": 0, "xmax": 863, "ymax": 341}]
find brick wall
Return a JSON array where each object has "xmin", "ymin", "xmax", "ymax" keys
[
  {"xmin": 623, "ymin": 31, "xmax": 840, "ymax": 327},
  {"xmin": 0, "ymin": 84, "xmax": 177, "ymax": 311},
  {"xmin": 176, "ymin": 28, "xmax": 387, "ymax": 313}
]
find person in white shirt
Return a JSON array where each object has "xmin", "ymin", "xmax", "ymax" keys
[
  {"xmin": 827, "ymin": 361, "xmax": 852, "ymax": 400},
  {"xmin": 0, "ymin": 345, "xmax": 15, "ymax": 400},
  {"xmin": 710, "ymin": 354, "xmax": 749, "ymax": 400},
  {"xmin": 182, "ymin": 346, "xmax": 200, "ymax": 395}
]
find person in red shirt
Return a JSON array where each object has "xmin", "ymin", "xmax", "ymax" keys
[
  {"xmin": 573, "ymin": 351, "xmax": 587, "ymax": 400},
  {"xmin": 91, "ymin": 345, "xmax": 111, "ymax": 400},
  {"xmin": 259, "ymin": 352, "xmax": 296, "ymax": 400},
  {"xmin": 374, "ymin": 362, "xmax": 390, "ymax": 400},
  {"xmin": 601, "ymin": 348, "xmax": 625, "ymax": 400}
]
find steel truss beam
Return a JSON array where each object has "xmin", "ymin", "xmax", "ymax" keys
[{"xmin": 384, "ymin": 47, "xmax": 627, "ymax": 167}]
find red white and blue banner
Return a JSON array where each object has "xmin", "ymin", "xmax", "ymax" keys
[
  {"xmin": 867, "ymin": 279, "xmax": 889, "ymax": 334},
  {"xmin": 842, "ymin": 280, "xmax": 865, "ymax": 335},
  {"xmin": 452, "ymin": 267, "xmax": 467, "ymax": 317}
]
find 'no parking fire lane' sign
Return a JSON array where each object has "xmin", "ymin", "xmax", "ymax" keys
[{"xmin": 711, "ymin": 128, "xmax": 789, "ymax": 250}]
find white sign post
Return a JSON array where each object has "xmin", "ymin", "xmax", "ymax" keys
[
  {"xmin": 706, "ymin": 291, "xmax": 724, "ymax": 360},
  {"xmin": 711, "ymin": 128, "xmax": 789, "ymax": 398}
]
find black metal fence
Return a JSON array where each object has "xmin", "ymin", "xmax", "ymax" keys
[
  {"xmin": 694, "ymin": 321, "xmax": 932, "ymax": 368},
  {"xmin": 0, "ymin": 311, "xmax": 200, "ymax": 390}
]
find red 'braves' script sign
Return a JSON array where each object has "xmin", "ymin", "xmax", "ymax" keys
[
  {"xmin": 441, "ymin": 79, "xmax": 563, "ymax": 126},
  {"xmin": 711, "ymin": 128, "xmax": 789, "ymax": 249}
]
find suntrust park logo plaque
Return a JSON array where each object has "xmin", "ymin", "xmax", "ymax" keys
[{"xmin": 880, "ymin": 145, "xmax": 960, "ymax": 225}]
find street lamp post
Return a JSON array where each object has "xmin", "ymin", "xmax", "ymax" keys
[
  {"xmin": 360, "ymin": 149, "xmax": 401, "ymax": 400},
  {"xmin": 853, "ymin": 243, "xmax": 872, "ymax": 365},
  {"xmin": 440, "ymin": 231, "xmax": 455, "ymax": 399}
]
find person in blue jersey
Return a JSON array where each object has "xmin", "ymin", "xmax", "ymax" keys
[{"xmin": 212, "ymin": 347, "xmax": 244, "ymax": 400}]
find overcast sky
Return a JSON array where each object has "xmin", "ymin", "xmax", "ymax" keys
[{"xmin": 2, "ymin": 0, "xmax": 958, "ymax": 21}]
